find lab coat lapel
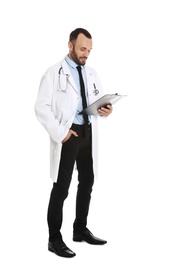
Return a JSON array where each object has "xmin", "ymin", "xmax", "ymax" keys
[
  {"xmin": 85, "ymin": 68, "xmax": 93, "ymax": 92},
  {"xmin": 85, "ymin": 67, "xmax": 96, "ymax": 104}
]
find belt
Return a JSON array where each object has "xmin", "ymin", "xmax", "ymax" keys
[{"xmin": 71, "ymin": 123, "xmax": 91, "ymax": 130}]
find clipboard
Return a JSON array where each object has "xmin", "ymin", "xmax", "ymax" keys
[{"xmin": 79, "ymin": 93, "xmax": 127, "ymax": 115}]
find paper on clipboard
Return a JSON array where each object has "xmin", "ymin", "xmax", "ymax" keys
[{"xmin": 79, "ymin": 93, "xmax": 127, "ymax": 115}]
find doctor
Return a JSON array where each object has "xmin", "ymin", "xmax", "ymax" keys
[{"xmin": 35, "ymin": 28, "xmax": 113, "ymax": 258}]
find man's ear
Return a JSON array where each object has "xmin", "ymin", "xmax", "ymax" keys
[{"xmin": 68, "ymin": 41, "xmax": 73, "ymax": 51}]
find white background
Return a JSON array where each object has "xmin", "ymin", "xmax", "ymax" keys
[{"xmin": 0, "ymin": 0, "xmax": 173, "ymax": 259}]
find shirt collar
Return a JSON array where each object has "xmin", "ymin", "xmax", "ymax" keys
[{"xmin": 65, "ymin": 55, "xmax": 84, "ymax": 70}]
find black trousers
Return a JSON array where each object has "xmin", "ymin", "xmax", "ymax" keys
[{"xmin": 47, "ymin": 124, "xmax": 94, "ymax": 242}]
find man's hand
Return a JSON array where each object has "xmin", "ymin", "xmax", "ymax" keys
[
  {"xmin": 98, "ymin": 104, "xmax": 113, "ymax": 117},
  {"xmin": 62, "ymin": 129, "xmax": 78, "ymax": 144}
]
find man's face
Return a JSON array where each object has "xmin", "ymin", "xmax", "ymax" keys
[{"xmin": 68, "ymin": 33, "xmax": 93, "ymax": 65}]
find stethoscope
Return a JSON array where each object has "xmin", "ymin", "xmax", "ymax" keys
[
  {"xmin": 93, "ymin": 83, "xmax": 99, "ymax": 95},
  {"xmin": 58, "ymin": 66, "xmax": 99, "ymax": 95},
  {"xmin": 58, "ymin": 67, "xmax": 69, "ymax": 92}
]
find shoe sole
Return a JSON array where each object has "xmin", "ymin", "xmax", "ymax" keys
[
  {"xmin": 73, "ymin": 237, "xmax": 107, "ymax": 245},
  {"xmin": 48, "ymin": 247, "xmax": 76, "ymax": 258}
]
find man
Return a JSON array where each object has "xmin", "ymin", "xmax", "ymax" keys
[{"xmin": 35, "ymin": 28, "xmax": 113, "ymax": 258}]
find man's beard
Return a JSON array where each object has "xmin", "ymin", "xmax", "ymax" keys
[{"xmin": 71, "ymin": 49, "xmax": 86, "ymax": 65}]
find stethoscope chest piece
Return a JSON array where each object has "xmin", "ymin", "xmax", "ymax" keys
[
  {"xmin": 93, "ymin": 83, "xmax": 99, "ymax": 95},
  {"xmin": 93, "ymin": 89, "xmax": 99, "ymax": 95}
]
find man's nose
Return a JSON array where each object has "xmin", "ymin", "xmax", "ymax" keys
[{"xmin": 84, "ymin": 50, "xmax": 90, "ymax": 57}]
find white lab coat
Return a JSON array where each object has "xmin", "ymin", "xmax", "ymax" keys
[{"xmin": 35, "ymin": 58, "xmax": 104, "ymax": 182}]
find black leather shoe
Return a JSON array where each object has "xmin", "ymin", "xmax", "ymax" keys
[
  {"xmin": 73, "ymin": 228, "xmax": 107, "ymax": 245},
  {"xmin": 48, "ymin": 240, "xmax": 76, "ymax": 258}
]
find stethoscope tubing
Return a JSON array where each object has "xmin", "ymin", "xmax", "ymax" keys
[{"xmin": 58, "ymin": 66, "xmax": 99, "ymax": 95}]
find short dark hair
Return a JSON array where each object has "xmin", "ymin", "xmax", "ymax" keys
[{"xmin": 69, "ymin": 28, "xmax": 92, "ymax": 42}]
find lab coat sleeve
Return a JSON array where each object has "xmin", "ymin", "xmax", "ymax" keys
[{"xmin": 35, "ymin": 70, "xmax": 69, "ymax": 143}]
